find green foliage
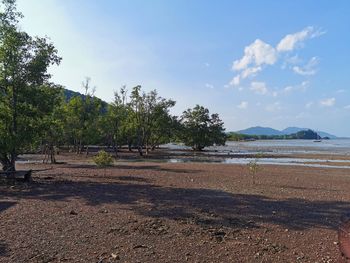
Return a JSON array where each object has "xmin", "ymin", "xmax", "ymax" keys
[
  {"xmin": 179, "ymin": 105, "xmax": 226, "ymax": 151},
  {"xmin": 0, "ymin": 1, "xmax": 230, "ymax": 169},
  {"xmin": 246, "ymin": 154, "xmax": 262, "ymax": 185},
  {"xmin": 63, "ymin": 78, "xmax": 104, "ymax": 154},
  {"xmin": 128, "ymin": 85, "xmax": 176, "ymax": 155},
  {"xmin": 93, "ymin": 150, "xmax": 113, "ymax": 167},
  {"xmin": 0, "ymin": 0, "xmax": 61, "ymax": 170}
]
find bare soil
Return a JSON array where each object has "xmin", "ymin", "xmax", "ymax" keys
[{"xmin": 1, "ymin": 152, "xmax": 350, "ymax": 262}]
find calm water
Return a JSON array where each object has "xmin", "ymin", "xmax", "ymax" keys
[
  {"xmin": 162, "ymin": 139, "xmax": 350, "ymax": 168},
  {"xmin": 166, "ymin": 139, "xmax": 350, "ymax": 155}
]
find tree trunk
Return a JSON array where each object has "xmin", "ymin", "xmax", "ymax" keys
[
  {"xmin": 10, "ymin": 85, "xmax": 18, "ymax": 171},
  {"xmin": 50, "ymin": 144, "xmax": 56, "ymax": 164},
  {"xmin": 127, "ymin": 139, "xmax": 132, "ymax": 152},
  {"xmin": 113, "ymin": 141, "xmax": 118, "ymax": 158},
  {"xmin": 85, "ymin": 145, "xmax": 89, "ymax": 157},
  {"xmin": 137, "ymin": 131, "xmax": 143, "ymax": 156},
  {"xmin": 0, "ymin": 155, "xmax": 13, "ymax": 172}
]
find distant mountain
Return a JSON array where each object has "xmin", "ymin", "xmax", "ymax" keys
[
  {"xmin": 237, "ymin": 126, "xmax": 284, "ymax": 136},
  {"xmin": 282, "ymin": 127, "xmax": 337, "ymax": 138},
  {"xmin": 317, "ymin": 131, "xmax": 337, "ymax": 139},
  {"xmin": 282, "ymin": 127, "xmax": 308, "ymax": 134},
  {"xmin": 236, "ymin": 126, "xmax": 338, "ymax": 138}
]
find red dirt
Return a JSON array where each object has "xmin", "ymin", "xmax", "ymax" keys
[{"xmin": 1, "ymin": 153, "xmax": 350, "ymax": 262}]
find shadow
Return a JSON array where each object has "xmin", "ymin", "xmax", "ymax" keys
[
  {"xmin": 0, "ymin": 201, "xmax": 16, "ymax": 213},
  {"xmin": 272, "ymin": 184, "xmax": 340, "ymax": 192},
  {"xmin": 0, "ymin": 241, "xmax": 8, "ymax": 257},
  {"xmin": 117, "ymin": 176, "xmax": 150, "ymax": 183},
  {"xmin": 2, "ymin": 177, "xmax": 350, "ymax": 232},
  {"xmin": 63, "ymin": 163, "xmax": 200, "ymax": 174}
]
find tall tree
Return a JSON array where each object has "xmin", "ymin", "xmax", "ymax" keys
[
  {"xmin": 39, "ymin": 85, "xmax": 65, "ymax": 164},
  {"xmin": 100, "ymin": 86, "xmax": 130, "ymax": 157},
  {"xmin": 0, "ymin": 0, "xmax": 61, "ymax": 171},
  {"xmin": 63, "ymin": 78, "xmax": 103, "ymax": 155},
  {"xmin": 180, "ymin": 105, "xmax": 226, "ymax": 151},
  {"xmin": 129, "ymin": 86, "xmax": 176, "ymax": 156}
]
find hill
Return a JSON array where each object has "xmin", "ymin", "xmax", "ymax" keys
[
  {"xmin": 237, "ymin": 126, "xmax": 284, "ymax": 136},
  {"xmin": 282, "ymin": 127, "xmax": 308, "ymax": 134},
  {"xmin": 282, "ymin": 127, "xmax": 337, "ymax": 139},
  {"xmin": 62, "ymin": 88, "xmax": 108, "ymax": 112},
  {"xmin": 235, "ymin": 126, "xmax": 338, "ymax": 138}
]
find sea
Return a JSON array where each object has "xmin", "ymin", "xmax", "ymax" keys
[{"xmin": 164, "ymin": 139, "xmax": 350, "ymax": 168}]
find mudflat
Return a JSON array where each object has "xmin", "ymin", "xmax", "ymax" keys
[{"xmin": 1, "ymin": 153, "xmax": 350, "ymax": 262}]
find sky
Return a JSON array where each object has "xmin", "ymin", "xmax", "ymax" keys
[{"xmin": 15, "ymin": 0, "xmax": 350, "ymax": 136}]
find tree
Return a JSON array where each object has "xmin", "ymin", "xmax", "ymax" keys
[
  {"xmin": 0, "ymin": 0, "xmax": 61, "ymax": 171},
  {"xmin": 39, "ymin": 85, "xmax": 65, "ymax": 164},
  {"xmin": 100, "ymin": 86, "xmax": 130, "ymax": 157},
  {"xmin": 63, "ymin": 78, "xmax": 103, "ymax": 155},
  {"xmin": 179, "ymin": 105, "xmax": 226, "ymax": 151},
  {"xmin": 129, "ymin": 86, "xmax": 176, "ymax": 156}
]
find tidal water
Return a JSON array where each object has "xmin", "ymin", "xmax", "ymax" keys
[
  {"xmin": 163, "ymin": 139, "xmax": 350, "ymax": 168},
  {"xmin": 166, "ymin": 139, "xmax": 350, "ymax": 155}
]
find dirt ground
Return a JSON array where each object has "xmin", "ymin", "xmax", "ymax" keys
[{"xmin": 1, "ymin": 152, "xmax": 350, "ymax": 262}]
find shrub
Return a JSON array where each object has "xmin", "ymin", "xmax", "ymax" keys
[
  {"xmin": 93, "ymin": 150, "xmax": 114, "ymax": 167},
  {"xmin": 247, "ymin": 153, "xmax": 263, "ymax": 184}
]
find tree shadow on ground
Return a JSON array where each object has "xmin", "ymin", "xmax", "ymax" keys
[
  {"xmin": 62, "ymin": 164, "xmax": 201, "ymax": 174},
  {"xmin": 1, "ymin": 177, "xmax": 350, "ymax": 231},
  {"xmin": 0, "ymin": 241, "xmax": 9, "ymax": 257}
]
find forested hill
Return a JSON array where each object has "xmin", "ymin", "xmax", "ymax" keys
[
  {"xmin": 236, "ymin": 126, "xmax": 337, "ymax": 139},
  {"xmin": 227, "ymin": 129, "xmax": 324, "ymax": 141},
  {"xmin": 63, "ymin": 89, "xmax": 84, "ymax": 101},
  {"xmin": 62, "ymin": 88, "xmax": 108, "ymax": 111}
]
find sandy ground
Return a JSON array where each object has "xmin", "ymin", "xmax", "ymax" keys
[{"xmin": 1, "ymin": 152, "xmax": 350, "ymax": 263}]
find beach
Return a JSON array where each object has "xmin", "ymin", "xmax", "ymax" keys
[{"xmin": 1, "ymin": 147, "xmax": 350, "ymax": 262}]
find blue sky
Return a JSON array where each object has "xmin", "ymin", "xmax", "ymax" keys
[{"xmin": 16, "ymin": 0, "xmax": 350, "ymax": 136}]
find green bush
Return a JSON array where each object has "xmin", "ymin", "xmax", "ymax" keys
[{"xmin": 93, "ymin": 150, "xmax": 114, "ymax": 167}]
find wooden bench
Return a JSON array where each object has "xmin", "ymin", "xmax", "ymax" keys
[{"xmin": 0, "ymin": 170, "xmax": 32, "ymax": 182}]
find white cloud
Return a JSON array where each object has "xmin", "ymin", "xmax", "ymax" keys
[
  {"xmin": 344, "ymin": 105, "xmax": 350, "ymax": 109},
  {"xmin": 233, "ymin": 39, "xmax": 277, "ymax": 71},
  {"xmin": 205, "ymin": 83, "xmax": 214, "ymax": 89},
  {"xmin": 292, "ymin": 57, "xmax": 319, "ymax": 76},
  {"xmin": 305, "ymin": 101, "xmax": 314, "ymax": 108},
  {"xmin": 230, "ymin": 75, "xmax": 240, "ymax": 86},
  {"xmin": 296, "ymin": 112, "xmax": 310, "ymax": 119},
  {"xmin": 241, "ymin": 66, "xmax": 262, "ymax": 79},
  {"xmin": 336, "ymin": 89, "xmax": 346, "ymax": 93},
  {"xmin": 250, "ymin": 81, "xmax": 268, "ymax": 95},
  {"xmin": 265, "ymin": 102, "xmax": 282, "ymax": 112},
  {"xmin": 237, "ymin": 101, "xmax": 248, "ymax": 109},
  {"xmin": 286, "ymin": 54, "xmax": 302, "ymax": 65},
  {"xmin": 204, "ymin": 62, "xmax": 210, "ymax": 67},
  {"xmin": 277, "ymin": 26, "xmax": 324, "ymax": 52},
  {"xmin": 230, "ymin": 26, "xmax": 324, "ymax": 88},
  {"xmin": 283, "ymin": 80, "xmax": 309, "ymax": 93},
  {"xmin": 320, "ymin": 98, "xmax": 336, "ymax": 107}
]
